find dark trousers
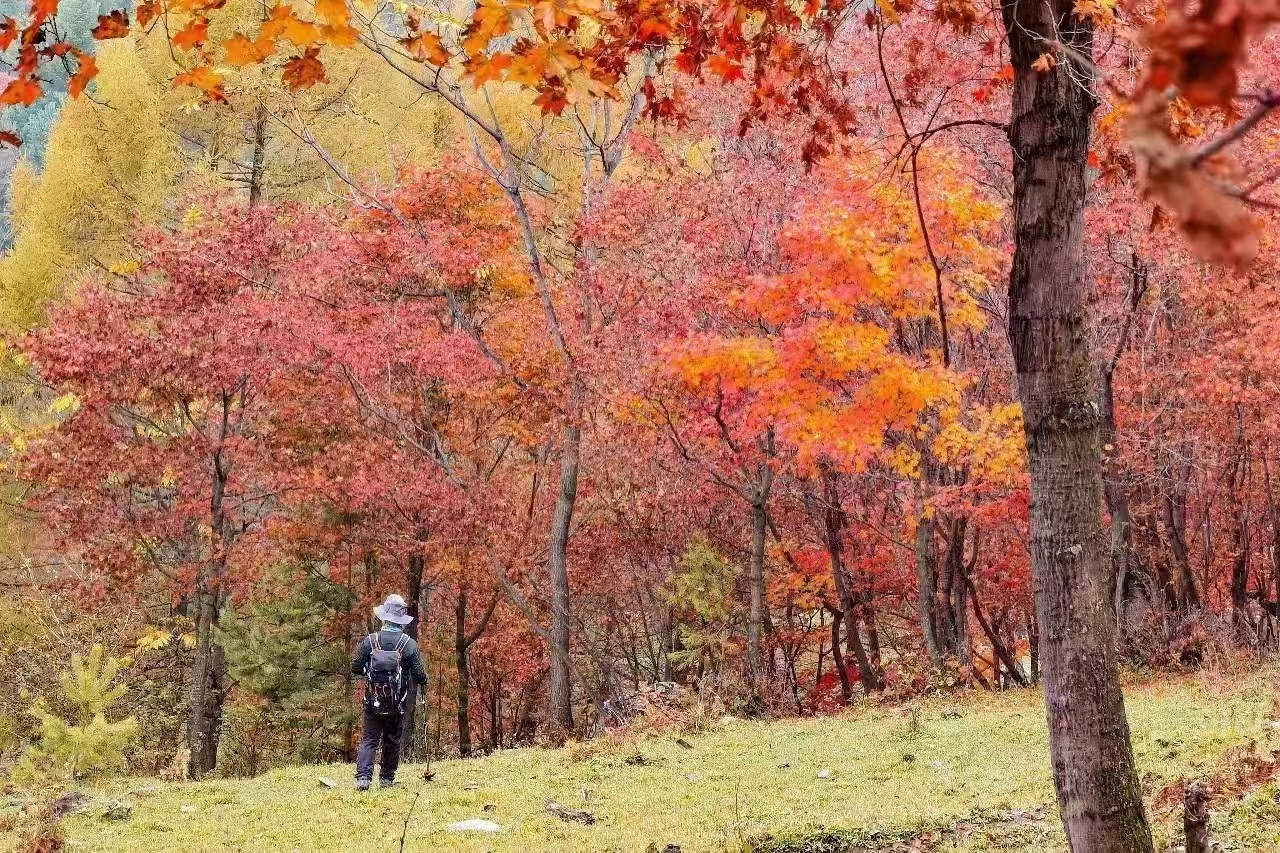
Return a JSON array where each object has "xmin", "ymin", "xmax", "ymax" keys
[{"xmin": 356, "ymin": 706, "xmax": 404, "ymax": 782}]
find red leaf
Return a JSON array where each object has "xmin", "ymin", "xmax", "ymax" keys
[
  {"xmin": 0, "ymin": 17, "xmax": 16, "ymax": 49},
  {"xmin": 282, "ymin": 45, "xmax": 327, "ymax": 90},
  {"xmin": 0, "ymin": 130, "xmax": 20, "ymax": 148}
]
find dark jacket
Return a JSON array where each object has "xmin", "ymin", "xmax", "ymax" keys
[{"xmin": 351, "ymin": 629, "xmax": 428, "ymax": 704}]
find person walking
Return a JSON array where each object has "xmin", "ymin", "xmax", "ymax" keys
[{"xmin": 351, "ymin": 593, "xmax": 427, "ymax": 791}]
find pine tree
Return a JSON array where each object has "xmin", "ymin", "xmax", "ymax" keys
[{"xmin": 16, "ymin": 645, "xmax": 137, "ymax": 781}]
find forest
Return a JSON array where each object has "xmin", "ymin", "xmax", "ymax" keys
[{"xmin": 0, "ymin": 0, "xmax": 1278, "ymax": 849}]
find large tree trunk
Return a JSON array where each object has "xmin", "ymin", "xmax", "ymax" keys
[
  {"xmin": 1002, "ymin": 1, "xmax": 1154, "ymax": 848},
  {"xmin": 547, "ymin": 421, "xmax": 581, "ymax": 740}
]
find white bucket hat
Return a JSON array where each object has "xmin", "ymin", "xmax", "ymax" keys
[{"xmin": 373, "ymin": 593, "xmax": 414, "ymax": 625}]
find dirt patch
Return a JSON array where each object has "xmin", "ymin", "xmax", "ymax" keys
[{"xmin": 752, "ymin": 807, "xmax": 1052, "ymax": 852}]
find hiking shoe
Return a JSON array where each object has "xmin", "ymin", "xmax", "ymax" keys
[
  {"xmin": 379, "ymin": 779, "xmax": 396, "ymax": 789},
  {"xmin": 355, "ymin": 778, "xmax": 371, "ymax": 792}
]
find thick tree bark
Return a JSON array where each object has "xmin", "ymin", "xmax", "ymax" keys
[
  {"xmin": 547, "ymin": 421, "xmax": 581, "ymax": 740},
  {"xmin": 1002, "ymin": 0, "xmax": 1154, "ymax": 847}
]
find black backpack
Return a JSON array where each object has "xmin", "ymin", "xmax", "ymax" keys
[{"xmin": 365, "ymin": 633, "xmax": 409, "ymax": 716}]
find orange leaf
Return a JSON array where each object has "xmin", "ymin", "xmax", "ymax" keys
[
  {"xmin": 708, "ymin": 55, "xmax": 745, "ymax": 82},
  {"xmin": 262, "ymin": 4, "xmax": 320, "ymax": 46},
  {"xmin": 282, "ymin": 45, "xmax": 327, "ymax": 89},
  {"xmin": 401, "ymin": 30, "xmax": 449, "ymax": 65},
  {"xmin": 136, "ymin": 0, "xmax": 159, "ymax": 26},
  {"xmin": 506, "ymin": 56, "xmax": 541, "ymax": 87},
  {"xmin": 223, "ymin": 32, "xmax": 276, "ymax": 65},
  {"xmin": 173, "ymin": 17, "xmax": 209, "ymax": 50},
  {"xmin": 1030, "ymin": 52, "xmax": 1057, "ymax": 72},
  {"xmin": 466, "ymin": 51, "xmax": 511, "ymax": 85},
  {"xmin": 92, "ymin": 9, "xmax": 130, "ymax": 39},
  {"xmin": 0, "ymin": 75, "xmax": 41, "ymax": 106},
  {"xmin": 320, "ymin": 22, "xmax": 359, "ymax": 45},
  {"xmin": 68, "ymin": 49, "xmax": 98, "ymax": 96},
  {"xmin": 0, "ymin": 16, "xmax": 18, "ymax": 49},
  {"xmin": 315, "ymin": 0, "xmax": 348, "ymax": 25},
  {"xmin": 174, "ymin": 64, "xmax": 227, "ymax": 101},
  {"xmin": 29, "ymin": 0, "xmax": 57, "ymax": 25}
]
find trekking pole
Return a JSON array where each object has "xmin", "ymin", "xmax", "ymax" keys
[{"xmin": 421, "ymin": 688, "xmax": 435, "ymax": 781}]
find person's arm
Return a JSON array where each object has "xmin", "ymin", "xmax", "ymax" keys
[
  {"xmin": 351, "ymin": 635, "xmax": 371, "ymax": 677},
  {"xmin": 406, "ymin": 641, "xmax": 428, "ymax": 686}
]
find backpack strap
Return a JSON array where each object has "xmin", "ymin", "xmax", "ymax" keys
[{"xmin": 394, "ymin": 634, "xmax": 409, "ymax": 658}]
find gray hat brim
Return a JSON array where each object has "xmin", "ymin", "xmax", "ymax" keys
[{"xmin": 374, "ymin": 605, "xmax": 414, "ymax": 625}]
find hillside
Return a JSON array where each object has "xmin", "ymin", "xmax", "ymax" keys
[{"xmin": 57, "ymin": 672, "xmax": 1280, "ymax": 853}]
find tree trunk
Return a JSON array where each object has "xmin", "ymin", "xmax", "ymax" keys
[
  {"xmin": 1002, "ymin": 0, "xmax": 1154, "ymax": 847},
  {"xmin": 819, "ymin": 470, "xmax": 882, "ymax": 692},
  {"xmin": 547, "ymin": 420, "xmax": 581, "ymax": 741},
  {"xmin": 915, "ymin": 511, "xmax": 944, "ymax": 669},
  {"xmin": 827, "ymin": 609, "xmax": 852, "ymax": 701},
  {"xmin": 1100, "ymin": 369, "xmax": 1135, "ymax": 628},
  {"xmin": 1183, "ymin": 781, "xmax": 1211, "ymax": 853},
  {"xmin": 456, "ymin": 587, "xmax": 473, "ymax": 757},
  {"xmin": 247, "ymin": 103, "xmax": 268, "ymax": 209},
  {"xmin": 742, "ymin": 458, "xmax": 768, "ymax": 691},
  {"xmin": 400, "ymin": 530, "xmax": 428, "ymax": 759},
  {"xmin": 186, "ymin": 581, "xmax": 220, "ymax": 780}
]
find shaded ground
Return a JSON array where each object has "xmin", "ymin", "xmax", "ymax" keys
[{"xmin": 52, "ymin": 670, "xmax": 1280, "ymax": 853}]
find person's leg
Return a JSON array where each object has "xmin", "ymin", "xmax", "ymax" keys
[
  {"xmin": 379, "ymin": 713, "xmax": 404, "ymax": 785},
  {"xmin": 355, "ymin": 706, "xmax": 381, "ymax": 788}
]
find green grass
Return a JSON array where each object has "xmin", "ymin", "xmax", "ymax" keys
[{"xmin": 59, "ymin": 671, "xmax": 1278, "ymax": 853}]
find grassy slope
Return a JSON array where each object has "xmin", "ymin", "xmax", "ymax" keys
[{"xmin": 62, "ymin": 671, "xmax": 1278, "ymax": 853}]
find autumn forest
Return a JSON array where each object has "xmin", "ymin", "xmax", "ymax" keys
[{"xmin": 0, "ymin": 0, "xmax": 1277, "ymax": 849}]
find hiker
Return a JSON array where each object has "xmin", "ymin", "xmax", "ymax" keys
[{"xmin": 351, "ymin": 593, "xmax": 428, "ymax": 791}]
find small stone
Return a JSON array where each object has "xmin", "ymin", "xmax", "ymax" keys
[
  {"xmin": 180, "ymin": 804, "xmax": 197, "ymax": 814},
  {"xmin": 816, "ymin": 769, "xmax": 831, "ymax": 779},
  {"xmin": 102, "ymin": 801, "xmax": 133, "ymax": 822},
  {"xmin": 685, "ymin": 773, "xmax": 701, "ymax": 782},
  {"xmin": 483, "ymin": 803, "xmax": 497, "ymax": 812},
  {"xmin": 317, "ymin": 777, "xmax": 337, "ymax": 789},
  {"xmin": 546, "ymin": 801, "xmax": 596, "ymax": 825},
  {"xmin": 447, "ymin": 818, "xmax": 502, "ymax": 833},
  {"xmin": 53, "ymin": 791, "xmax": 92, "ymax": 817}
]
